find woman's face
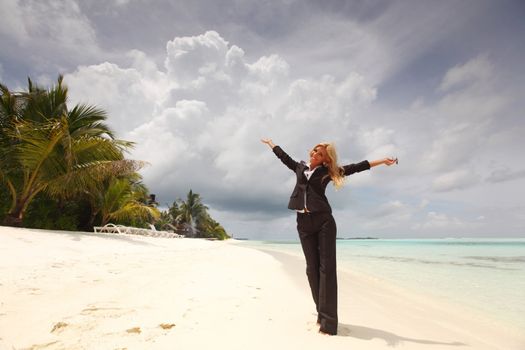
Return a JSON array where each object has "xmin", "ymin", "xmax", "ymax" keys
[{"xmin": 310, "ymin": 146, "xmax": 329, "ymax": 167}]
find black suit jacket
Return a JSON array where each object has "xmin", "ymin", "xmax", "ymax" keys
[{"xmin": 273, "ymin": 145, "xmax": 370, "ymax": 213}]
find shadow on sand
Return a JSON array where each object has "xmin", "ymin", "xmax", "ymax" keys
[
  {"xmin": 17, "ymin": 227, "xmax": 157, "ymax": 246},
  {"xmin": 337, "ymin": 323, "xmax": 467, "ymax": 347}
]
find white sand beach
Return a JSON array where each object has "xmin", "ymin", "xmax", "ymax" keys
[{"xmin": 1, "ymin": 226, "xmax": 524, "ymax": 350}]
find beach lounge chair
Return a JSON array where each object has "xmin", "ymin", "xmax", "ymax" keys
[
  {"xmin": 93, "ymin": 223, "xmax": 130, "ymax": 235},
  {"xmin": 93, "ymin": 223, "xmax": 184, "ymax": 238},
  {"xmin": 148, "ymin": 224, "xmax": 184, "ymax": 238}
]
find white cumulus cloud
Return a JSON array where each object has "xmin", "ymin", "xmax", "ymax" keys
[
  {"xmin": 65, "ymin": 31, "xmax": 379, "ymax": 217},
  {"xmin": 62, "ymin": 30, "xmax": 525, "ymax": 238}
]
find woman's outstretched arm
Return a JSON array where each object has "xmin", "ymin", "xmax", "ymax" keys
[
  {"xmin": 261, "ymin": 138, "xmax": 299, "ymax": 171},
  {"xmin": 369, "ymin": 157, "xmax": 398, "ymax": 167},
  {"xmin": 343, "ymin": 157, "xmax": 397, "ymax": 176}
]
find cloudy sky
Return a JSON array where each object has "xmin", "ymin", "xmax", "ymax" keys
[{"xmin": 1, "ymin": 0, "xmax": 524, "ymax": 239}]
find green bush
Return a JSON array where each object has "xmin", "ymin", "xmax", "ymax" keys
[{"xmin": 23, "ymin": 193, "xmax": 80, "ymax": 231}]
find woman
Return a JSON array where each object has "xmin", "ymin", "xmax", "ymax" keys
[{"xmin": 261, "ymin": 138, "xmax": 397, "ymax": 335}]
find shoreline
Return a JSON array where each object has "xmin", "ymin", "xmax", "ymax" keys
[
  {"xmin": 237, "ymin": 241, "xmax": 525, "ymax": 349},
  {"xmin": 236, "ymin": 238, "xmax": 525, "ymax": 332},
  {"xmin": 1, "ymin": 227, "xmax": 524, "ymax": 349}
]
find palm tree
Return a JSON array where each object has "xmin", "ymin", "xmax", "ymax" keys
[
  {"xmin": 160, "ymin": 190, "xmax": 230, "ymax": 239},
  {"xmin": 155, "ymin": 210, "xmax": 174, "ymax": 231},
  {"xmin": 176, "ymin": 189, "xmax": 208, "ymax": 237},
  {"xmin": 0, "ymin": 76, "xmax": 141, "ymax": 226},
  {"xmin": 96, "ymin": 177, "xmax": 160, "ymax": 226},
  {"xmin": 196, "ymin": 212, "xmax": 230, "ymax": 240}
]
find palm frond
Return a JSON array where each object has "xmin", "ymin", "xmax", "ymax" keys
[
  {"xmin": 46, "ymin": 159, "xmax": 147, "ymax": 198},
  {"xmin": 67, "ymin": 104, "xmax": 115, "ymax": 139},
  {"xmin": 12, "ymin": 119, "xmax": 67, "ymax": 172},
  {"xmin": 109, "ymin": 201, "xmax": 160, "ymax": 223}
]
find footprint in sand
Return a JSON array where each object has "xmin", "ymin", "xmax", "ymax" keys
[
  {"xmin": 51, "ymin": 322, "xmax": 68, "ymax": 333},
  {"xmin": 126, "ymin": 327, "xmax": 141, "ymax": 334},
  {"xmin": 159, "ymin": 323, "xmax": 176, "ymax": 330},
  {"xmin": 123, "ymin": 324, "xmax": 175, "ymax": 339}
]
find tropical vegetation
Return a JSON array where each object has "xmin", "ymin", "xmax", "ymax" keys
[
  {"xmin": 157, "ymin": 190, "xmax": 230, "ymax": 240},
  {"xmin": 0, "ymin": 77, "xmax": 157, "ymax": 230},
  {"xmin": 0, "ymin": 76, "xmax": 229, "ymax": 239}
]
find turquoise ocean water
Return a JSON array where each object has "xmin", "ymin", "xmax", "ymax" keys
[{"xmin": 238, "ymin": 238, "xmax": 525, "ymax": 331}]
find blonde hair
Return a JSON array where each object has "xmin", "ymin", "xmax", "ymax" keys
[{"xmin": 310, "ymin": 142, "xmax": 345, "ymax": 189}]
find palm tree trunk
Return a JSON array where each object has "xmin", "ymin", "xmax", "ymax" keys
[
  {"xmin": 3, "ymin": 185, "xmax": 44, "ymax": 227},
  {"xmin": 87, "ymin": 209, "xmax": 98, "ymax": 229},
  {"xmin": 3, "ymin": 215, "xmax": 23, "ymax": 226},
  {"xmin": 3, "ymin": 200, "xmax": 25, "ymax": 226}
]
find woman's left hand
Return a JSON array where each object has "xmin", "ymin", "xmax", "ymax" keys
[{"xmin": 384, "ymin": 157, "xmax": 398, "ymax": 166}]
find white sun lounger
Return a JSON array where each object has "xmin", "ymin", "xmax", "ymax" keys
[
  {"xmin": 93, "ymin": 223, "xmax": 130, "ymax": 234},
  {"xmin": 93, "ymin": 223, "xmax": 184, "ymax": 238}
]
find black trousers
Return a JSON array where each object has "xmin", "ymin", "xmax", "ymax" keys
[{"xmin": 296, "ymin": 211, "xmax": 338, "ymax": 335}]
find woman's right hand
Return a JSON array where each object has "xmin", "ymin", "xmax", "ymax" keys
[{"xmin": 261, "ymin": 138, "xmax": 276, "ymax": 149}]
